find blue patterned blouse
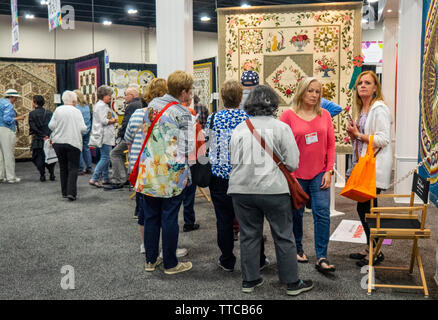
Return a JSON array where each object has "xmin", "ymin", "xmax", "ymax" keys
[{"xmin": 205, "ymin": 109, "xmax": 249, "ymax": 179}]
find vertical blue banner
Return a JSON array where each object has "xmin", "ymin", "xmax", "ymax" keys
[{"xmin": 10, "ymin": 0, "xmax": 19, "ymax": 53}]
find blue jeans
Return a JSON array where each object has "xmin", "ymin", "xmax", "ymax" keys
[
  {"xmin": 182, "ymin": 182, "xmax": 197, "ymax": 226},
  {"xmin": 139, "ymin": 192, "xmax": 184, "ymax": 269},
  {"xmin": 292, "ymin": 172, "xmax": 331, "ymax": 259},
  {"xmin": 79, "ymin": 134, "xmax": 92, "ymax": 172},
  {"xmin": 91, "ymin": 144, "xmax": 112, "ymax": 182}
]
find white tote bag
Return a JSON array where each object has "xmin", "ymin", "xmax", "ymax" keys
[
  {"xmin": 89, "ymin": 122, "xmax": 104, "ymax": 148},
  {"xmin": 44, "ymin": 139, "xmax": 58, "ymax": 164}
]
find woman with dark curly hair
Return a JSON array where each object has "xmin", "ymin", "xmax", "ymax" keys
[{"xmin": 228, "ymin": 85, "xmax": 313, "ymax": 296}]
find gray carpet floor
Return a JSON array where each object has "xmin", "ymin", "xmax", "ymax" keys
[{"xmin": 0, "ymin": 161, "xmax": 437, "ymax": 300}]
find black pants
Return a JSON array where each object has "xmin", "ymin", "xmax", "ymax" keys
[
  {"xmin": 53, "ymin": 143, "xmax": 81, "ymax": 197},
  {"xmin": 209, "ymin": 175, "xmax": 266, "ymax": 270},
  {"xmin": 357, "ymin": 188, "xmax": 382, "ymax": 245},
  {"xmin": 31, "ymin": 148, "xmax": 55, "ymax": 177}
]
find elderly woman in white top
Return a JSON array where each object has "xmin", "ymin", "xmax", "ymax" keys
[
  {"xmin": 49, "ymin": 91, "xmax": 87, "ymax": 201},
  {"xmin": 89, "ymin": 85, "xmax": 117, "ymax": 188},
  {"xmin": 228, "ymin": 85, "xmax": 313, "ymax": 296},
  {"xmin": 346, "ymin": 71, "xmax": 392, "ymax": 267}
]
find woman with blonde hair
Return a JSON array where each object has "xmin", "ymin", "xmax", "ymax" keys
[
  {"xmin": 280, "ymin": 77, "xmax": 336, "ymax": 275},
  {"xmin": 144, "ymin": 78, "xmax": 168, "ymax": 104},
  {"xmin": 346, "ymin": 71, "xmax": 392, "ymax": 267},
  {"xmin": 74, "ymin": 89, "xmax": 92, "ymax": 175}
]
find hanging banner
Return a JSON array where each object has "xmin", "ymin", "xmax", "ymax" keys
[
  {"xmin": 48, "ymin": 0, "xmax": 62, "ymax": 31},
  {"xmin": 10, "ymin": 0, "xmax": 19, "ymax": 53},
  {"xmin": 419, "ymin": 0, "xmax": 438, "ymax": 207}
]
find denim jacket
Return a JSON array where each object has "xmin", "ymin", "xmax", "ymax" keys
[{"xmin": 0, "ymin": 98, "xmax": 16, "ymax": 132}]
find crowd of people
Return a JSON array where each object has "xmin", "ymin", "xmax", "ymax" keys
[{"xmin": 0, "ymin": 69, "xmax": 393, "ymax": 296}]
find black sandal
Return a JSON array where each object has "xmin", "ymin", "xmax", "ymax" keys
[
  {"xmin": 315, "ymin": 258, "xmax": 336, "ymax": 274},
  {"xmin": 297, "ymin": 250, "xmax": 309, "ymax": 263},
  {"xmin": 349, "ymin": 249, "xmax": 368, "ymax": 260}
]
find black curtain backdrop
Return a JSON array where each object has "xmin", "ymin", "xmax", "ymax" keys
[{"xmin": 0, "ymin": 50, "xmax": 106, "ymax": 96}]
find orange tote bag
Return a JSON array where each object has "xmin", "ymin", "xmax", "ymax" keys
[{"xmin": 340, "ymin": 135, "xmax": 377, "ymax": 202}]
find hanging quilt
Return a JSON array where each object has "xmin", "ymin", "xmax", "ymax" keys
[
  {"xmin": 75, "ymin": 57, "xmax": 101, "ymax": 107},
  {"xmin": 419, "ymin": 0, "xmax": 438, "ymax": 207},
  {"xmin": 0, "ymin": 62, "xmax": 57, "ymax": 159},
  {"xmin": 193, "ymin": 57, "xmax": 216, "ymax": 113},
  {"xmin": 218, "ymin": 3, "xmax": 362, "ymax": 153}
]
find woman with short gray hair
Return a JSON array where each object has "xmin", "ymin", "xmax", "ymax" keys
[
  {"xmin": 89, "ymin": 85, "xmax": 117, "ymax": 187},
  {"xmin": 228, "ymin": 85, "xmax": 313, "ymax": 296},
  {"xmin": 49, "ymin": 90, "xmax": 87, "ymax": 200}
]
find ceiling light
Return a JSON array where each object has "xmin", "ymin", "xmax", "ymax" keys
[
  {"xmin": 200, "ymin": 16, "xmax": 211, "ymax": 22},
  {"xmin": 25, "ymin": 14, "xmax": 35, "ymax": 19},
  {"xmin": 387, "ymin": 9, "xmax": 392, "ymax": 13},
  {"xmin": 128, "ymin": 9, "xmax": 138, "ymax": 15},
  {"xmin": 361, "ymin": 18, "xmax": 368, "ymax": 23},
  {"xmin": 40, "ymin": 0, "xmax": 48, "ymax": 5},
  {"xmin": 241, "ymin": 3, "xmax": 251, "ymax": 8},
  {"xmin": 368, "ymin": 0, "xmax": 379, "ymax": 3},
  {"xmin": 102, "ymin": 20, "xmax": 112, "ymax": 26}
]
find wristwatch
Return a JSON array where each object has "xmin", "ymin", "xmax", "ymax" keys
[
  {"xmin": 328, "ymin": 169, "xmax": 334, "ymax": 175},
  {"xmin": 356, "ymin": 133, "xmax": 362, "ymax": 142}
]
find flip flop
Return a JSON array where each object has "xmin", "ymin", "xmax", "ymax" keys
[
  {"xmin": 89, "ymin": 180, "xmax": 103, "ymax": 188},
  {"xmin": 297, "ymin": 251, "xmax": 309, "ymax": 263},
  {"xmin": 315, "ymin": 258, "xmax": 336, "ymax": 274}
]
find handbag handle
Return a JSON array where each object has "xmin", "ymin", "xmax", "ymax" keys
[
  {"xmin": 132, "ymin": 101, "xmax": 178, "ymax": 172},
  {"xmin": 245, "ymin": 119, "xmax": 291, "ymax": 179}
]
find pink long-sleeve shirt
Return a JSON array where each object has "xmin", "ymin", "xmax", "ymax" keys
[{"xmin": 280, "ymin": 108, "xmax": 335, "ymax": 180}]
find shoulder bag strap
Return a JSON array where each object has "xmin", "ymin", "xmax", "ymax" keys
[
  {"xmin": 245, "ymin": 118, "xmax": 290, "ymax": 177},
  {"xmin": 132, "ymin": 101, "xmax": 178, "ymax": 169}
]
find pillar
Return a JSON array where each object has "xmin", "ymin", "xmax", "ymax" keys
[{"xmin": 156, "ymin": 0, "xmax": 193, "ymax": 79}]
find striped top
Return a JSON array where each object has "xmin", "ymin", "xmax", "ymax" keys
[{"xmin": 124, "ymin": 108, "xmax": 146, "ymax": 171}]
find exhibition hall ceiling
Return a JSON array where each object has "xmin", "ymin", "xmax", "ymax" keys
[{"xmin": 0, "ymin": 0, "xmax": 374, "ymax": 32}]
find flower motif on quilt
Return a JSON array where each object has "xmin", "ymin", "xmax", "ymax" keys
[
  {"xmin": 315, "ymin": 56, "xmax": 337, "ymax": 78},
  {"xmin": 290, "ymin": 30, "xmax": 310, "ymax": 52},
  {"xmin": 265, "ymin": 56, "xmax": 307, "ymax": 104},
  {"xmin": 321, "ymin": 82, "xmax": 337, "ymax": 101},
  {"xmin": 241, "ymin": 58, "xmax": 262, "ymax": 73},
  {"xmin": 239, "ymin": 29, "xmax": 264, "ymax": 54},
  {"xmin": 313, "ymin": 26, "xmax": 339, "ymax": 53},
  {"xmin": 266, "ymin": 31, "xmax": 286, "ymax": 52}
]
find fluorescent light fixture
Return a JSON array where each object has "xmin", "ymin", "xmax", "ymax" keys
[
  {"xmin": 128, "ymin": 9, "xmax": 138, "ymax": 15},
  {"xmin": 368, "ymin": 0, "xmax": 379, "ymax": 3},
  {"xmin": 200, "ymin": 16, "xmax": 211, "ymax": 22},
  {"xmin": 103, "ymin": 20, "xmax": 112, "ymax": 25},
  {"xmin": 40, "ymin": 0, "xmax": 49, "ymax": 5},
  {"xmin": 25, "ymin": 14, "xmax": 35, "ymax": 19},
  {"xmin": 241, "ymin": 3, "xmax": 251, "ymax": 8},
  {"xmin": 361, "ymin": 18, "xmax": 367, "ymax": 23}
]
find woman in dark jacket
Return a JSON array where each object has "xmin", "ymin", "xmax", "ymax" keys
[{"xmin": 29, "ymin": 95, "xmax": 56, "ymax": 182}]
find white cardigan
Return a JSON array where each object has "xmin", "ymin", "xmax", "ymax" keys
[
  {"xmin": 92, "ymin": 100, "xmax": 115, "ymax": 146},
  {"xmin": 360, "ymin": 100, "xmax": 393, "ymax": 189},
  {"xmin": 48, "ymin": 105, "xmax": 87, "ymax": 151}
]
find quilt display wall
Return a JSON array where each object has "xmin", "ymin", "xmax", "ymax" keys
[
  {"xmin": 194, "ymin": 57, "xmax": 217, "ymax": 113},
  {"xmin": 218, "ymin": 3, "xmax": 362, "ymax": 153},
  {"xmin": 0, "ymin": 62, "xmax": 57, "ymax": 159},
  {"xmin": 75, "ymin": 57, "xmax": 101, "ymax": 107},
  {"xmin": 109, "ymin": 63, "xmax": 157, "ymax": 121},
  {"xmin": 419, "ymin": 0, "xmax": 438, "ymax": 207}
]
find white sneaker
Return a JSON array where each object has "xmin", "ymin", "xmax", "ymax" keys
[
  {"xmin": 140, "ymin": 243, "xmax": 145, "ymax": 254},
  {"xmin": 159, "ymin": 248, "xmax": 188, "ymax": 258},
  {"xmin": 7, "ymin": 177, "xmax": 21, "ymax": 183}
]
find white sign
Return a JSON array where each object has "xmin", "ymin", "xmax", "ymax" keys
[
  {"xmin": 329, "ymin": 219, "xmax": 366, "ymax": 244},
  {"xmin": 54, "ymin": 94, "xmax": 61, "ymax": 104}
]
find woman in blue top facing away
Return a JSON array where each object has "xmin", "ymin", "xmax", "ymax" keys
[
  {"xmin": 205, "ymin": 79, "xmax": 268, "ymax": 273},
  {"xmin": 74, "ymin": 90, "xmax": 92, "ymax": 175}
]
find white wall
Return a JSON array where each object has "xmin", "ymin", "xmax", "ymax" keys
[
  {"xmin": 362, "ymin": 20, "xmax": 384, "ymax": 42},
  {"xmin": 0, "ymin": 15, "xmax": 218, "ymax": 63}
]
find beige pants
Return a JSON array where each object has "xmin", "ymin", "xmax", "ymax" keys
[{"xmin": 0, "ymin": 126, "xmax": 17, "ymax": 181}]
